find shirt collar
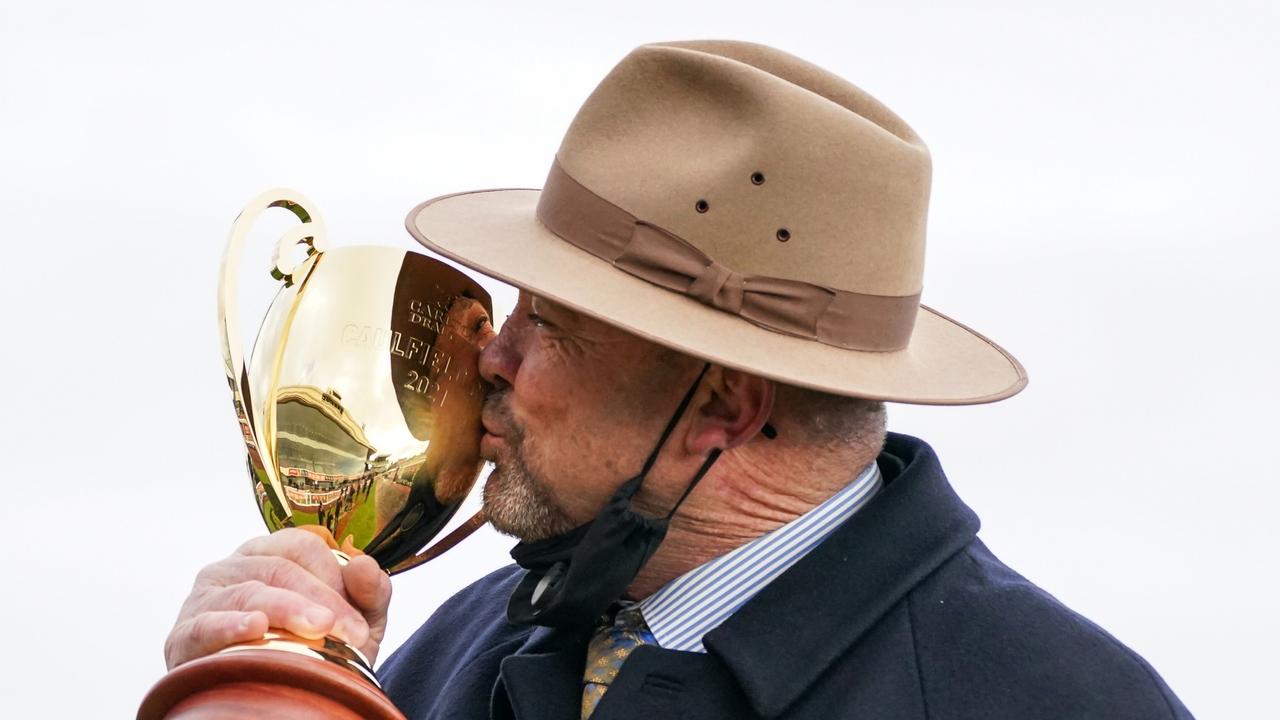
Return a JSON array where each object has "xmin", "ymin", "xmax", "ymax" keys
[{"xmin": 639, "ymin": 459, "xmax": 883, "ymax": 651}]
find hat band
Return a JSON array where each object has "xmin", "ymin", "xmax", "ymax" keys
[{"xmin": 535, "ymin": 160, "xmax": 919, "ymax": 351}]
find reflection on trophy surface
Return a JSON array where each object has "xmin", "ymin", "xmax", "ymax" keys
[{"xmin": 223, "ymin": 190, "xmax": 496, "ymax": 574}]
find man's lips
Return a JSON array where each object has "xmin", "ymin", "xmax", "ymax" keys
[
  {"xmin": 480, "ymin": 415, "xmax": 506, "ymax": 455},
  {"xmin": 481, "ymin": 417, "xmax": 505, "ymax": 439},
  {"xmin": 481, "ymin": 400, "xmax": 512, "ymax": 456},
  {"xmin": 480, "ymin": 430, "xmax": 505, "ymax": 458}
]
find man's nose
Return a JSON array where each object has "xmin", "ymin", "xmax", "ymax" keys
[{"xmin": 478, "ymin": 318, "xmax": 522, "ymax": 390}]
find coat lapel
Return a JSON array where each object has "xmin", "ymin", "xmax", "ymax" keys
[{"xmin": 493, "ymin": 625, "xmax": 589, "ymax": 720}]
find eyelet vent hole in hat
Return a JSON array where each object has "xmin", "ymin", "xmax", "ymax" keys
[
  {"xmin": 751, "ymin": 171, "xmax": 765, "ymax": 185},
  {"xmin": 695, "ymin": 199, "xmax": 710, "ymax": 213},
  {"xmin": 776, "ymin": 228, "xmax": 791, "ymax": 242}
]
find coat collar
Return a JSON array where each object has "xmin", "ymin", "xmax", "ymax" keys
[{"xmin": 702, "ymin": 433, "xmax": 981, "ymax": 718}]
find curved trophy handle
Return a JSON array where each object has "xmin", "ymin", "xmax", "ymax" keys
[
  {"xmin": 218, "ymin": 189, "xmax": 330, "ymax": 530},
  {"xmin": 385, "ymin": 510, "xmax": 488, "ymax": 576}
]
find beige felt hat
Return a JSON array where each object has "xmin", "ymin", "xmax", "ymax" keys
[{"xmin": 406, "ymin": 40, "xmax": 1027, "ymax": 404}]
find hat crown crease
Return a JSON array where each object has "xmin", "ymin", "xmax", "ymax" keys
[{"xmin": 557, "ymin": 41, "xmax": 930, "ymax": 299}]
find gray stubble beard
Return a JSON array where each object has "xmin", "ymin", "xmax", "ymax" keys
[{"xmin": 480, "ymin": 400, "xmax": 578, "ymax": 542}]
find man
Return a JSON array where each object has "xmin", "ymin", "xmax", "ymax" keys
[{"xmin": 165, "ymin": 41, "xmax": 1193, "ymax": 718}]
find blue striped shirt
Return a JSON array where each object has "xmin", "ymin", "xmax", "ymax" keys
[{"xmin": 637, "ymin": 461, "xmax": 883, "ymax": 652}]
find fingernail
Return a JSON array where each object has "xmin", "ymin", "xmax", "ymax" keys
[{"xmin": 239, "ymin": 614, "xmax": 255, "ymax": 632}]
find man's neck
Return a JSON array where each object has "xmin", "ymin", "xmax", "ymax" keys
[{"xmin": 624, "ymin": 446, "xmax": 876, "ymax": 599}]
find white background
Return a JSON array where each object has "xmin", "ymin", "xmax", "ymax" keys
[{"xmin": 2, "ymin": 1, "xmax": 1276, "ymax": 717}]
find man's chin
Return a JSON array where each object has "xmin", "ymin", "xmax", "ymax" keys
[
  {"xmin": 484, "ymin": 512, "xmax": 556, "ymax": 543},
  {"xmin": 480, "ymin": 503, "xmax": 528, "ymax": 540},
  {"xmin": 480, "ymin": 457, "xmax": 579, "ymax": 542},
  {"xmin": 481, "ymin": 486, "xmax": 549, "ymax": 543},
  {"xmin": 481, "ymin": 494, "xmax": 575, "ymax": 544}
]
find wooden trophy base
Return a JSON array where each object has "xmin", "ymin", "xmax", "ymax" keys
[{"xmin": 138, "ymin": 634, "xmax": 406, "ymax": 720}]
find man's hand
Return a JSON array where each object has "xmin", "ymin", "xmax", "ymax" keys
[{"xmin": 164, "ymin": 528, "xmax": 392, "ymax": 670}]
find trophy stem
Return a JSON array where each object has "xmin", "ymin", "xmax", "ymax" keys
[{"xmin": 138, "ymin": 631, "xmax": 405, "ymax": 720}]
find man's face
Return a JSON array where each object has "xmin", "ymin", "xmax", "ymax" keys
[{"xmin": 477, "ymin": 291, "xmax": 692, "ymax": 541}]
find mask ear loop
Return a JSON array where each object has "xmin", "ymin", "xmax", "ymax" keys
[
  {"xmin": 664, "ymin": 447, "xmax": 722, "ymax": 520},
  {"xmin": 636, "ymin": 362, "xmax": 713, "ymax": 479},
  {"xmin": 663, "ymin": 382, "xmax": 781, "ymax": 519},
  {"xmin": 639, "ymin": 362, "xmax": 778, "ymax": 520}
]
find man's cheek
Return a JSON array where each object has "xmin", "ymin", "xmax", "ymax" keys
[{"xmin": 518, "ymin": 386, "xmax": 573, "ymax": 435}]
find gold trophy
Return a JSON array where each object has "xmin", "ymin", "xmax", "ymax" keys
[{"xmin": 138, "ymin": 190, "xmax": 495, "ymax": 720}]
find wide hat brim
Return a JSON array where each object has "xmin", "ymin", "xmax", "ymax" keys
[{"xmin": 407, "ymin": 189, "xmax": 1027, "ymax": 405}]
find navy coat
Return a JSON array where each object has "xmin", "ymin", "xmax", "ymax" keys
[{"xmin": 379, "ymin": 433, "xmax": 1193, "ymax": 719}]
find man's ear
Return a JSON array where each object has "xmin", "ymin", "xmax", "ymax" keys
[{"xmin": 684, "ymin": 366, "xmax": 775, "ymax": 455}]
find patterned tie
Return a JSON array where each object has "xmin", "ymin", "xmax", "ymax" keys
[{"xmin": 581, "ymin": 605, "xmax": 656, "ymax": 719}]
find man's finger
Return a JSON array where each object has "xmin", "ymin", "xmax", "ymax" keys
[
  {"xmin": 213, "ymin": 581, "xmax": 344, "ymax": 637},
  {"xmin": 234, "ymin": 528, "xmax": 346, "ymax": 591},
  {"xmin": 165, "ymin": 610, "xmax": 268, "ymax": 670},
  {"xmin": 342, "ymin": 554, "xmax": 391, "ymax": 620},
  {"xmin": 194, "ymin": 556, "xmax": 370, "ymax": 644}
]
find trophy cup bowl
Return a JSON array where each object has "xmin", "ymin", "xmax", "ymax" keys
[{"xmin": 138, "ymin": 190, "xmax": 495, "ymax": 720}]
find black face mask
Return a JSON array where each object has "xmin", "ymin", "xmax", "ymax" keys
[{"xmin": 506, "ymin": 363, "xmax": 723, "ymax": 630}]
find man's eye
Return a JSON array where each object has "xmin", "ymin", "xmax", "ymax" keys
[{"xmin": 526, "ymin": 312, "xmax": 550, "ymax": 328}]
